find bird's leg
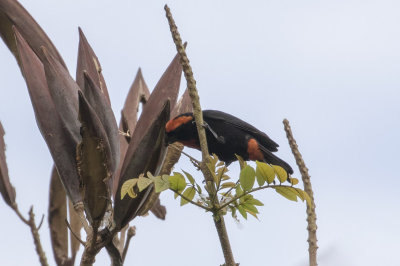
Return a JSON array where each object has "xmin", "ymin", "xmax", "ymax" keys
[{"xmin": 202, "ymin": 122, "xmax": 225, "ymax": 144}]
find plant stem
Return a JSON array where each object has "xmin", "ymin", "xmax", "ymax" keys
[
  {"xmin": 169, "ymin": 188, "xmax": 211, "ymax": 211},
  {"xmin": 283, "ymin": 119, "xmax": 318, "ymax": 266},
  {"xmin": 12, "ymin": 204, "xmax": 49, "ymax": 266},
  {"xmin": 217, "ymin": 184, "xmax": 295, "ymax": 211},
  {"xmin": 164, "ymin": 5, "xmax": 236, "ymax": 265}
]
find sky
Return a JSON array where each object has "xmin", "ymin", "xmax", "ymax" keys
[{"xmin": 1, "ymin": 0, "xmax": 400, "ymax": 265}]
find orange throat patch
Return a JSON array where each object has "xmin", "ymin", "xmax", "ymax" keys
[
  {"xmin": 165, "ymin": 115, "xmax": 193, "ymax": 133},
  {"xmin": 247, "ymin": 138, "xmax": 264, "ymax": 161}
]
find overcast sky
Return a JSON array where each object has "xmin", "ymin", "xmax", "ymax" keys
[{"xmin": 1, "ymin": 0, "xmax": 399, "ymax": 265}]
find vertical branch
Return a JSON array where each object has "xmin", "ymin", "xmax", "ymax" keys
[
  {"xmin": 164, "ymin": 5, "xmax": 210, "ymax": 166},
  {"xmin": 164, "ymin": 5, "xmax": 236, "ymax": 266},
  {"xmin": 11, "ymin": 204, "xmax": 49, "ymax": 266},
  {"xmin": 283, "ymin": 119, "xmax": 318, "ymax": 266}
]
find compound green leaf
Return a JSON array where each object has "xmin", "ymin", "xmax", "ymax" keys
[
  {"xmin": 249, "ymin": 198, "xmax": 264, "ymax": 206},
  {"xmin": 273, "ymin": 165, "xmax": 288, "ymax": 183},
  {"xmin": 237, "ymin": 205, "xmax": 247, "ymax": 219},
  {"xmin": 221, "ymin": 182, "xmax": 236, "ymax": 189},
  {"xmin": 169, "ymin": 172, "xmax": 186, "ymax": 193},
  {"xmin": 182, "ymin": 170, "xmax": 195, "ymax": 185},
  {"xmin": 180, "ymin": 187, "xmax": 196, "ymax": 206},
  {"xmin": 154, "ymin": 175, "xmax": 170, "ymax": 193},
  {"xmin": 121, "ymin": 179, "xmax": 138, "ymax": 200},
  {"xmin": 235, "ymin": 154, "xmax": 247, "ymax": 169},
  {"xmin": 137, "ymin": 175, "xmax": 153, "ymax": 192},
  {"xmin": 240, "ymin": 165, "xmax": 256, "ymax": 192},
  {"xmin": 256, "ymin": 161, "xmax": 275, "ymax": 184},
  {"xmin": 275, "ymin": 187, "xmax": 298, "ymax": 202}
]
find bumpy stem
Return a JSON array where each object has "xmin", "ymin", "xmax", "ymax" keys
[
  {"xmin": 164, "ymin": 5, "xmax": 236, "ymax": 266},
  {"xmin": 283, "ymin": 119, "xmax": 318, "ymax": 266},
  {"xmin": 12, "ymin": 204, "xmax": 49, "ymax": 266}
]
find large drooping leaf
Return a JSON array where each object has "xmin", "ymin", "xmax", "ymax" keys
[
  {"xmin": 0, "ymin": 0, "xmax": 66, "ymax": 68},
  {"xmin": 40, "ymin": 46, "xmax": 80, "ymax": 142},
  {"xmin": 14, "ymin": 28, "xmax": 82, "ymax": 204},
  {"xmin": 113, "ymin": 101, "xmax": 170, "ymax": 229},
  {"xmin": 82, "ymin": 72, "xmax": 119, "ymax": 187},
  {"xmin": 48, "ymin": 167, "xmax": 77, "ymax": 266},
  {"xmin": 76, "ymin": 91, "xmax": 112, "ymax": 228},
  {"xmin": 113, "ymin": 69, "xmax": 150, "ymax": 197},
  {"xmin": 76, "ymin": 27, "xmax": 110, "ymax": 104},
  {"xmin": 0, "ymin": 122, "xmax": 15, "ymax": 207},
  {"xmin": 119, "ymin": 52, "xmax": 182, "ymax": 178}
]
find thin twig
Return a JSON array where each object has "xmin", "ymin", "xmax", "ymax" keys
[
  {"xmin": 122, "ymin": 226, "xmax": 136, "ymax": 262},
  {"xmin": 169, "ymin": 188, "xmax": 211, "ymax": 211},
  {"xmin": 283, "ymin": 119, "xmax": 318, "ymax": 266},
  {"xmin": 37, "ymin": 214, "xmax": 45, "ymax": 230},
  {"xmin": 74, "ymin": 202, "xmax": 91, "ymax": 235},
  {"xmin": 217, "ymin": 184, "xmax": 295, "ymax": 211},
  {"xmin": 65, "ymin": 219, "xmax": 86, "ymax": 246},
  {"xmin": 168, "ymin": 143, "xmax": 200, "ymax": 166},
  {"xmin": 12, "ymin": 204, "xmax": 49, "ymax": 266}
]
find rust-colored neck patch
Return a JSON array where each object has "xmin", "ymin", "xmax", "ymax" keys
[
  {"xmin": 247, "ymin": 138, "xmax": 264, "ymax": 161},
  {"xmin": 165, "ymin": 115, "xmax": 193, "ymax": 133}
]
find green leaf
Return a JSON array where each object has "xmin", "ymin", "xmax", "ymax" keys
[
  {"xmin": 242, "ymin": 203, "xmax": 259, "ymax": 214},
  {"xmin": 169, "ymin": 172, "xmax": 187, "ymax": 193},
  {"xmin": 137, "ymin": 175, "xmax": 153, "ymax": 192},
  {"xmin": 180, "ymin": 187, "xmax": 196, "ymax": 206},
  {"xmin": 256, "ymin": 161, "xmax": 275, "ymax": 184},
  {"xmin": 295, "ymin": 188, "xmax": 312, "ymax": 207},
  {"xmin": 275, "ymin": 187, "xmax": 298, "ymax": 202},
  {"xmin": 240, "ymin": 165, "xmax": 256, "ymax": 192},
  {"xmin": 206, "ymin": 163, "xmax": 218, "ymax": 183},
  {"xmin": 249, "ymin": 198, "xmax": 264, "ymax": 206},
  {"xmin": 290, "ymin": 177, "xmax": 299, "ymax": 185},
  {"xmin": 221, "ymin": 182, "xmax": 236, "ymax": 189},
  {"xmin": 237, "ymin": 205, "xmax": 247, "ymax": 219},
  {"xmin": 154, "ymin": 175, "xmax": 170, "ymax": 193},
  {"xmin": 196, "ymin": 183, "xmax": 203, "ymax": 194},
  {"xmin": 235, "ymin": 154, "xmax": 247, "ymax": 169},
  {"xmin": 236, "ymin": 186, "xmax": 244, "ymax": 197},
  {"xmin": 182, "ymin": 170, "xmax": 195, "ymax": 185},
  {"xmin": 120, "ymin": 179, "xmax": 138, "ymax": 200},
  {"xmin": 273, "ymin": 165, "xmax": 288, "ymax": 183}
]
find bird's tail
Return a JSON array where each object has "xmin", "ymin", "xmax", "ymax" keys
[{"xmin": 261, "ymin": 149, "xmax": 294, "ymax": 175}]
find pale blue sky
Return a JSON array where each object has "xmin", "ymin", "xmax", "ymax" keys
[{"xmin": 1, "ymin": 1, "xmax": 399, "ymax": 265}]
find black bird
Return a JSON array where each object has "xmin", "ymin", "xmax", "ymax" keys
[{"xmin": 165, "ymin": 110, "xmax": 293, "ymax": 175}]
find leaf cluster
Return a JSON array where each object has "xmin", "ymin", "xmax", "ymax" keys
[{"xmin": 122, "ymin": 154, "xmax": 311, "ymax": 220}]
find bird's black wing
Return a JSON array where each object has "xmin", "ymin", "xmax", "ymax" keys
[{"xmin": 203, "ymin": 110, "xmax": 279, "ymax": 151}]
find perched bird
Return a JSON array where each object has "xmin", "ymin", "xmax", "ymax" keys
[{"xmin": 165, "ymin": 110, "xmax": 293, "ymax": 175}]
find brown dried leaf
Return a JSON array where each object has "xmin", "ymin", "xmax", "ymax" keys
[
  {"xmin": 76, "ymin": 27, "xmax": 110, "ymax": 104},
  {"xmin": 120, "ymin": 52, "xmax": 182, "ymax": 179},
  {"xmin": 40, "ymin": 46, "xmax": 80, "ymax": 142},
  {"xmin": 82, "ymin": 72, "xmax": 119, "ymax": 188},
  {"xmin": 0, "ymin": 0, "xmax": 66, "ymax": 68},
  {"xmin": 113, "ymin": 68, "xmax": 150, "ymax": 197},
  {"xmin": 49, "ymin": 166, "xmax": 75, "ymax": 266},
  {"xmin": 76, "ymin": 91, "xmax": 111, "ymax": 227},
  {"xmin": 0, "ymin": 121, "xmax": 15, "ymax": 207},
  {"xmin": 149, "ymin": 198, "xmax": 167, "ymax": 220},
  {"xmin": 113, "ymin": 101, "xmax": 170, "ymax": 229},
  {"xmin": 68, "ymin": 199, "xmax": 81, "ymax": 262},
  {"xmin": 14, "ymin": 28, "xmax": 81, "ymax": 203}
]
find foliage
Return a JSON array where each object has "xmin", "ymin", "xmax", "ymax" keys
[{"xmin": 122, "ymin": 154, "xmax": 311, "ymax": 220}]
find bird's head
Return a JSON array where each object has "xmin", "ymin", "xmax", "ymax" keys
[{"xmin": 165, "ymin": 112, "xmax": 197, "ymax": 146}]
